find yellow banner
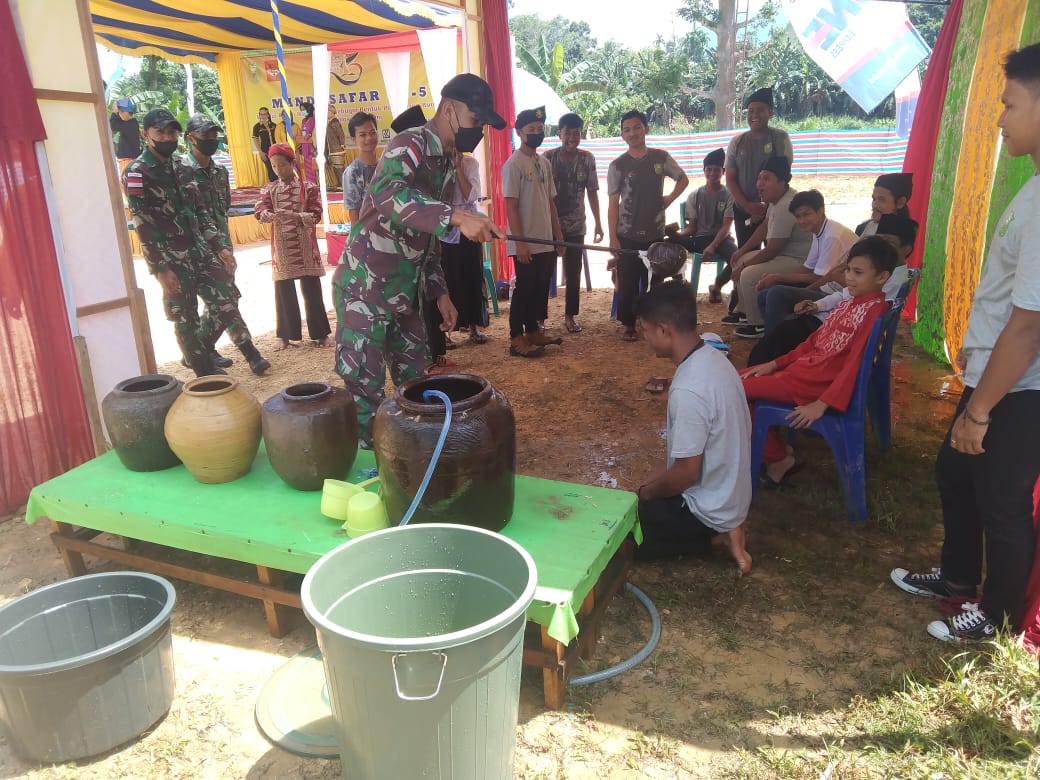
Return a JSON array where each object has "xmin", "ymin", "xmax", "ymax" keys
[{"xmin": 240, "ymin": 49, "xmax": 436, "ymax": 156}]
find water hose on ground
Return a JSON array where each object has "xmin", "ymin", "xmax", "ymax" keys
[
  {"xmin": 568, "ymin": 582, "xmax": 661, "ymax": 686},
  {"xmin": 393, "ymin": 389, "xmax": 661, "ymax": 685}
]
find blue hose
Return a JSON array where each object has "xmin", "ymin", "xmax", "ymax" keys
[
  {"xmin": 398, "ymin": 389, "xmax": 453, "ymax": 526},
  {"xmin": 568, "ymin": 583, "xmax": 661, "ymax": 686}
]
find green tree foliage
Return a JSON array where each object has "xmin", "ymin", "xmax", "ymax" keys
[
  {"xmin": 510, "ymin": 14, "xmax": 597, "ymax": 67},
  {"xmin": 109, "ymin": 56, "xmax": 224, "ymax": 126},
  {"xmin": 510, "ymin": 2, "xmax": 949, "ymax": 136}
]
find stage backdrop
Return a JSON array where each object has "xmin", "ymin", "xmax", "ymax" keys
[{"xmin": 234, "ymin": 47, "xmax": 437, "ymax": 185}]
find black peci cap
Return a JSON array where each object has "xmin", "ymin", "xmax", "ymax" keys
[
  {"xmin": 759, "ymin": 155, "xmax": 791, "ymax": 182},
  {"xmin": 744, "ymin": 87, "xmax": 773, "ymax": 109}
]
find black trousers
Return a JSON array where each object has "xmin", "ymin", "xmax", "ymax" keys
[
  {"xmin": 670, "ymin": 233, "xmax": 738, "ymax": 287},
  {"xmin": 275, "ymin": 276, "xmax": 330, "ymax": 341},
  {"xmin": 747, "ymin": 314, "xmax": 821, "ymax": 367},
  {"xmin": 562, "ymin": 234, "xmax": 585, "ymax": 317},
  {"xmin": 260, "ymin": 151, "xmax": 277, "ymax": 182},
  {"xmin": 423, "ymin": 296, "xmax": 445, "ymax": 359},
  {"xmin": 636, "ymin": 494, "xmax": 717, "ymax": 560},
  {"xmin": 616, "ymin": 237, "xmax": 657, "ymax": 330},
  {"xmin": 509, "ymin": 251, "xmax": 555, "ymax": 338},
  {"xmin": 938, "ymin": 387, "xmax": 1040, "ymax": 630},
  {"xmin": 732, "ymin": 203, "xmax": 762, "ymax": 249},
  {"xmin": 442, "ymin": 236, "xmax": 484, "ymax": 328}
]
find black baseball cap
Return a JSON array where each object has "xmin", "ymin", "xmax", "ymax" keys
[
  {"xmin": 441, "ymin": 74, "xmax": 506, "ymax": 130},
  {"xmin": 143, "ymin": 108, "xmax": 182, "ymax": 132},
  {"xmin": 185, "ymin": 114, "xmax": 220, "ymax": 134}
]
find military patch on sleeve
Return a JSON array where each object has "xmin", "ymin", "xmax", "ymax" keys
[{"xmin": 125, "ymin": 170, "xmax": 144, "ymax": 195}]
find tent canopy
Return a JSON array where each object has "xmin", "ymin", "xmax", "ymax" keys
[{"xmin": 90, "ymin": 0, "xmax": 458, "ymax": 64}]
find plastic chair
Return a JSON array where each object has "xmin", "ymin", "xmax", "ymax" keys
[
  {"xmin": 867, "ymin": 268, "xmax": 919, "ymax": 451},
  {"xmin": 679, "ymin": 202, "xmax": 726, "ymax": 289},
  {"xmin": 748, "ymin": 301, "xmax": 904, "ymax": 523},
  {"xmin": 482, "ymin": 244, "xmax": 499, "ymax": 317}
]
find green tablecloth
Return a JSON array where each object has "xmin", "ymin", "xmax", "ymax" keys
[{"xmin": 25, "ymin": 447, "xmax": 640, "ymax": 644}]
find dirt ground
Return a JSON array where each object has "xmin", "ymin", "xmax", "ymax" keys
[{"xmin": 0, "ymin": 177, "xmax": 965, "ymax": 778}]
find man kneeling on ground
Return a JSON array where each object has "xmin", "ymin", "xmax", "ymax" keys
[{"xmin": 633, "ymin": 281, "xmax": 753, "ymax": 574}]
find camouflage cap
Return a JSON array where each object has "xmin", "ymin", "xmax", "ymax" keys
[{"xmin": 185, "ymin": 114, "xmax": 221, "ymax": 135}]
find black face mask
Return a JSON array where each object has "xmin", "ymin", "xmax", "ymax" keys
[
  {"xmin": 455, "ymin": 125, "xmax": 484, "ymax": 154},
  {"xmin": 194, "ymin": 139, "xmax": 219, "ymax": 156},
  {"xmin": 525, "ymin": 133, "xmax": 545, "ymax": 149},
  {"xmin": 451, "ymin": 107, "xmax": 484, "ymax": 153},
  {"xmin": 151, "ymin": 139, "xmax": 178, "ymax": 158}
]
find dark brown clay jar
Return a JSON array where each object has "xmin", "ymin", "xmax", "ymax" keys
[
  {"xmin": 372, "ymin": 373, "xmax": 515, "ymax": 531},
  {"xmin": 164, "ymin": 376, "xmax": 261, "ymax": 484},
  {"xmin": 261, "ymin": 382, "xmax": 359, "ymax": 491},
  {"xmin": 101, "ymin": 374, "xmax": 183, "ymax": 472}
]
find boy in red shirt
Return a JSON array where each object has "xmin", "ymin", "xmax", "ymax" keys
[{"xmin": 741, "ymin": 236, "xmax": 898, "ymax": 486}]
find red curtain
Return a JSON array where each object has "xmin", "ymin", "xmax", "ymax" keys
[
  {"xmin": 481, "ymin": 0, "xmax": 515, "ymax": 279},
  {"xmin": 0, "ymin": 1, "xmax": 95, "ymax": 515},
  {"xmin": 900, "ymin": 0, "xmax": 964, "ymax": 320}
]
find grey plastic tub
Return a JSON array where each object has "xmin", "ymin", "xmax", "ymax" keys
[
  {"xmin": 0, "ymin": 572, "xmax": 177, "ymax": 763},
  {"xmin": 302, "ymin": 523, "xmax": 537, "ymax": 780}
]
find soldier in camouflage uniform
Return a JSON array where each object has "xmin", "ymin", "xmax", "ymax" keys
[
  {"xmin": 333, "ymin": 74, "xmax": 505, "ymax": 446},
  {"xmin": 124, "ymin": 108, "xmax": 270, "ymax": 377},
  {"xmin": 182, "ymin": 114, "xmax": 232, "ymax": 369}
]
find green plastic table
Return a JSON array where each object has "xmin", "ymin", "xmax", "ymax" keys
[{"xmin": 26, "ymin": 446, "xmax": 640, "ymax": 708}]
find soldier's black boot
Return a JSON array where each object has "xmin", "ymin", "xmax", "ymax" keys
[
  {"xmin": 182, "ymin": 349, "xmax": 232, "ymax": 370},
  {"xmin": 187, "ymin": 353, "xmax": 226, "ymax": 377},
  {"xmin": 238, "ymin": 340, "xmax": 271, "ymax": 376}
]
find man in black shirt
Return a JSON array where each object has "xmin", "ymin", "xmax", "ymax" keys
[{"xmin": 109, "ymin": 98, "xmax": 142, "ymax": 174}]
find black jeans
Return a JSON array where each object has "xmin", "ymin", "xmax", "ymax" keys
[
  {"xmin": 616, "ymin": 237, "xmax": 657, "ymax": 330},
  {"xmin": 636, "ymin": 494, "xmax": 717, "ymax": 560},
  {"xmin": 732, "ymin": 203, "xmax": 762, "ymax": 249},
  {"xmin": 938, "ymin": 387, "xmax": 1040, "ymax": 629},
  {"xmin": 562, "ymin": 233, "xmax": 585, "ymax": 317},
  {"xmin": 509, "ymin": 251, "xmax": 555, "ymax": 338},
  {"xmin": 747, "ymin": 314, "xmax": 821, "ymax": 367},
  {"xmin": 274, "ymin": 276, "xmax": 330, "ymax": 342}
]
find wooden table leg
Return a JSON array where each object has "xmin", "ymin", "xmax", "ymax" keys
[
  {"xmin": 577, "ymin": 589, "xmax": 598, "ymax": 661},
  {"xmin": 50, "ymin": 521, "xmax": 89, "ymax": 577},
  {"xmin": 540, "ymin": 625, "xmax": 566, "ymax": 709},
  {"xmin": 257, "ymin": 565, "xmax": 292, "ymax": 638}
]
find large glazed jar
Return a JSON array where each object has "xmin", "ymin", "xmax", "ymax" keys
[
  {"xmin": 164, "ymin": 376, "xmax": 261, "ymax": 484},
  {"xmin": 261, "ymin": 382, "xmax": 359, "ymax": 491},
  {"xmin": 372, "ymin": 373, "xmax": 515, "ymax": 531},
  {"xmin": 101, "ymin": 374, "xmax": 183, "ymax": 472}
]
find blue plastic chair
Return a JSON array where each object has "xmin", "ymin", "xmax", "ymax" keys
[{"xmin": 748, "ymin": 300, "xmax": 904, "ymax": 523}]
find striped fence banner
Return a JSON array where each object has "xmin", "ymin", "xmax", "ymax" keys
[{"xmin": 540, "ymin": 129, "xmax": 907, "ymax": 178}]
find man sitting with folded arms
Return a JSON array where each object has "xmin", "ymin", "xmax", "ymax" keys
[{"xmin": 754, "ymin": 189, "xmax": 858, "ymax": 334}]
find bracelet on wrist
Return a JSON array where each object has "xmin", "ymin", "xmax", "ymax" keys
[{"xmin": 963, "ymin": 409, "xmax": 991, "ymax": 426}]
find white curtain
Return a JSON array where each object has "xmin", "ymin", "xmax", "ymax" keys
[
  {"xmin": 377, "ymin": 50, "xmax": 412, "ymax": 121},
  {"xmin": 417, "ymin": 27, "xmax": 460, "ymax": 104}
]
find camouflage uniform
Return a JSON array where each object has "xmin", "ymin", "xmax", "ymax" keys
[
  {"xmin": 333, "ymin": 120, "xmax": 456, "ymax": 445},
  {"xmin": 185, "ymin": 153, "xmax": 253, "ymax": 351},
  {"xmin": 123, "ymin": 148, "xmax": 254, "ymax": 374}
]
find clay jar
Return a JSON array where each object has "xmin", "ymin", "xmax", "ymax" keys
[
  {"xmin": 101, "ymin": 374, "xmax": 183, "ymax": 471},
  {"xmin": 372, "ymin": 373, "xmax": 515, "ymax": 531},
  {"xmin": 164, "ymin": 376, "xmax": 262, "ymax": 484},
  {"xmin": 261, "ymin": 382, "xmax": 359, "ymax": 491}
]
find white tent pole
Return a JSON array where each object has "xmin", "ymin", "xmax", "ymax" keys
[{"xmin": 311, "ymin": 44, "xmax": 331, "ymax": 234}]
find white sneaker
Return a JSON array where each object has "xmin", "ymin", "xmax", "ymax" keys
[{"xmin": 927, "ymin": 603, "xmax": 997, "ymax": 643}]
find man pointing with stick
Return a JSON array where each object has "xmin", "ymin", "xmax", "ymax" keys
[{"xmin": 333, "ymin": 74, "xmax": 506, "ymax": 446}]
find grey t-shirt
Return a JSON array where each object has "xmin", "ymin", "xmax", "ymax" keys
[
  {"xmin": 963, "ymin": 174, "xmax": 1040, "ymax": 390},
  {"xmin": 502, "ymin": 149, "xmax": 557, "ymax": 255},
  {"xmin": 668, "ymin": 345, "xmax": 752, "ymax": 532},
  {"xmin": 544, "ymin": 147, "xmax": 598, "ymax": 238},
  {"xmin": 766, "ymin": 187, "xmax": 813, "ymax": 260},
  {"xmin": 725, "ymin": 128, "xmax": 794, "ymax": 206},
  {"xmin": 607, "ymin": 148, "xmax": 685, "ymax": 242},
  {"xmin": 684, "ymin": 185, "xmax": 733, "ymax": 238},
  {"xmin": 342, "ymin": 158, "xmax": 377, "ymax": 212}
]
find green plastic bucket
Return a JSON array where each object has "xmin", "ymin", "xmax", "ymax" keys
[{"xmin": 301, "ymin": 523, "xmax": 537, "ymax": 780}]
